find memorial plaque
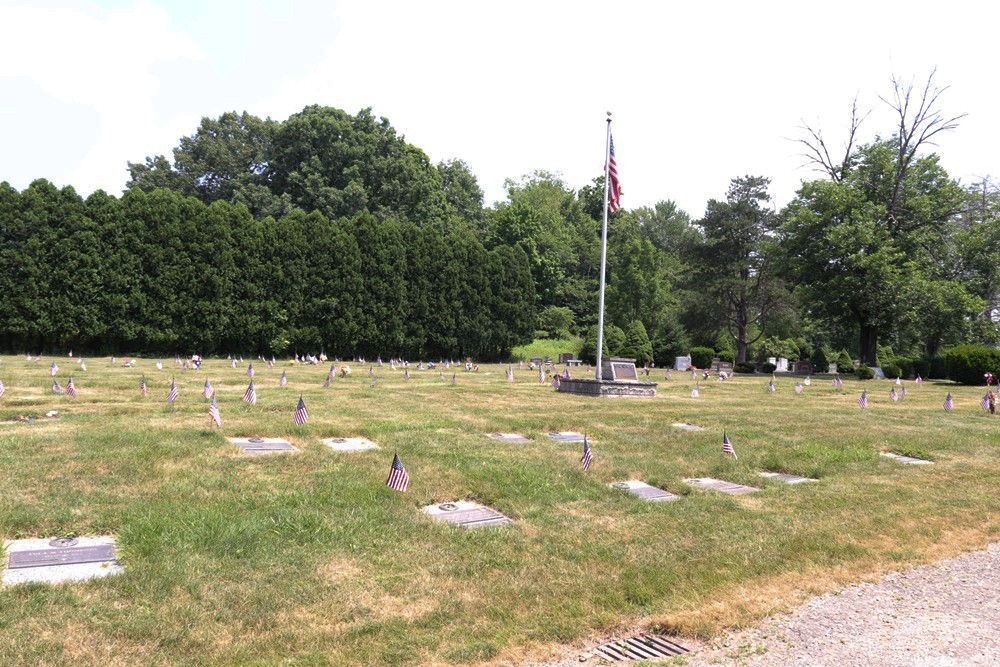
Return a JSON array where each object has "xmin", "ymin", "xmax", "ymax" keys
[
  {"xmin": 684, "ymin": 477, "xmax": 760, "ymax": 495},
  {"xmin": 9, "ymin": 544, "xmax": 116, "ymax": 569},
  {"xmin": 546, "ymin": 431, "xmax": 586, "ymax": 443},
  {"xmin": 487, "ymin": 433, "xmax": 532, "ymax": 443},
  {"xmin": 759, "ymin": 472, "xmax": 814, "ymax": 484},
  {"xmin": 880, "ymin": 452, "xmax": 933, "ymax": 465},
  {"xmin": 228, "ymin": 437, "xmax": 298, "ymax": 455},
  {"xmin": 423, "ymin": 501, "xmax": 512, "ymax": 529},
  {"xmin": 322, "ymin": 437, "xmax": 379, "ymax": 451},
  {"xmin": 610, "ymin": 362, "xmax": 638, "ymax": 380},
  {"xmin": 609, "ymin": 480, "xmax": 679, "ymax": 502},
  {"xmin": 672, "ymin": 422, "xmax": 705, "ymax": 431}
]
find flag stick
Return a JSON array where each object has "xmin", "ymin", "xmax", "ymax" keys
[{"xmin": 596, "ymin": 112, "xmax": 612, "ymax": 381}]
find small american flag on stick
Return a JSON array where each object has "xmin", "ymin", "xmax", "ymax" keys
[
  {"xmin": 243, "ymin": 380, "xmax": 257, "ymax": 406},
  {"xmin": 857, "ymin": 390, "xmax": 868, "ymax": 409},
  {"xmin": 66, "ymin": 377, "xmax": 76, "ymax": 398},
  {"xmin": 943, "ymin": 393, "xmax": 954, "ymax": 411},
  {"xmin": 581, "ymin": 435, "xmax": 593, "ymax": 471},
  {"xmin": 203, "ymin": 379, "xmax": 214, "ymax": 399},
  {"xmin": 386, "ymin": 453, "xmax": 409, "ymax": 492},
  {"xmin": 722, "ymin": 431, "xmax": 737, "ymax": 458},
  {"xmin": 209, "ymin": 396, "xmax": 222, "ymax": 427},
  {"xmin": 141, "ymin": 375, "xmax": 148, "ymax": 397},
  {"xmin": 293, "ymin": 396, "xmax": 309, "ymax": 425},
  {"xmin": 0, "ymin": 378, "xmax": 5, "ymax": 400},
  {"xmin": 167, "ymin": 378, "xmax": 178, "ymax": 404}
]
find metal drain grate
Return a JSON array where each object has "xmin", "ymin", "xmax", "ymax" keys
[{"xmin": 592, "ymin": 634, "xmax": 689, "ymax": 661}]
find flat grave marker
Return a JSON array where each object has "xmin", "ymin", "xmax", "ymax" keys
[
  {"xmin": 672, "ymin": 422, "xmax": 705, "ymax": 431},
  {"xmin": 423, "ymin": 501, "xmax": 512, "ymax": 529},
  {"xmin": 684, "ymin": 477, "xmax": 760, "ymax": 495},
  {"xmin": 486, "ymin": 432, "xmax": 532, "ymax": 444},
  {"xmin": 880, "ymin": 452, "xmax": 933, "ymax": 465},
  {"xmin": 546, "ymin": 431, "xmax": 587, "ymax": 443},
  {"xmin": 228, "ymin": 436, "xmax": 298, "ymax": 455},
  {"xmin": 3, "ymin": 536, "xmax": 122, "ymax": 586},
  {"xmin": 322, "ymin": 436, "xmax": 379, "ymax": 452},
  {"xmin": 759, "ymin": 471, "xmax": 815, "ymax": 484},
  {"xmin": 609, "ymin": 480, "xmax": 679, "ymax": 502}
]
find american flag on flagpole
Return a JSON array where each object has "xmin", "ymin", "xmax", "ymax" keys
[
  {"xmin": 156, "ymin": 359, "xmax": 163, "ymax": 370},
  {"xmin": 857, "ymin": 390, "xmax": 868, "ymax": 409},
  {"xmin": 52, "ymin": 379, "xmax": 64, "ymax": 394},
  {"xmin": 322, "ymin": 375, "xmax": 330, "ymax": 388},
  {"xmin": 691, "ymin": 383, "xmax": 700, "ymax": 398},
  {"xmin": 280, "ymin": 370, "xmax": 287, "ymax": 388},
  {"xmin": 915, "ymin": 375, "xmax": 923, "ymax": 385},
  {"xmin": 49, "ymin": 362, "xmax": 58, "ymax": 376},
  {"xmin": 981, "ymin": 392, "xmax": 992, "ymax": 411},
  {"xmin": 581, "ymin": 434, "xmax": 593, "ymax": 471},
  {"xmin": 209, "ymin": 396, "xmax": 222, "ymax": 427},
  {"xmin": 722, "ymin": 431, "xmax": 737, "ymax": 458},
  {"xmin": 943, "ymin": 393, "xmax": 953, "ymax": 411},
  {"xmin": 203, "ymin": 379, "xmax": 214, "ymax": 399},
  {"xmin": 607, "ymin": 134, "xmax": 622, "ymax": 213},
  {"xmin": 247, "ymin": 363, "xmax": 254, "ymax": 378},
  {"xmin": 167, "ymin": 378, "xmax": 178, "ymax": 404},
  {"xmin": 243, "ymin": 380, "xmax": 257, "ymax": 406},
  {"xmin": 293, "ymin": 396, "xmax": 309, "ymax": 425},
  {"xmin": 386, "ymin": 453, "xmax": 410, "ymax": 492},
  {"xmin": 66, "ymin": 377, "xmax": 76, "ymax": 397},
  {"xmin": 795, "ymin": 383, "xmax": 803, "ymax": 394},
  {"xmin": 768, "ymin": 378, "xmax": 775, "ymax": 392},
  {"xmin": 890, "ymin": 387, "xmax": 898, "ymax": 402}
]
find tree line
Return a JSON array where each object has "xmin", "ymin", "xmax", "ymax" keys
[{"xmin": 2, "ymin": 73, "xmax": 997, "ymax": 365}]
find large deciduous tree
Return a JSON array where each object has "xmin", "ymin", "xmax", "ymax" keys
[{"xmin": 784, "ymin": 72, "xmax": 967, "ymax": 364}]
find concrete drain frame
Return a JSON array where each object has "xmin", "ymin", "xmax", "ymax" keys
[
  {"xmin": 759, "ymin": 471, "xmax": 815, "ymax": 484},
  {"xmin": 591, "ymin": 633, "xmax": 690, "ymax": 662},
  {"xmin": 3, "ymin": 535, "xmax": 122, "ymax": 586},
  {"xmin": 228, "ymin": 436, "xmax": 298, "ymax": 455},
  {"xmin": 684, "ymin": 477, "xmax": 760, "ymax": 495},
  {"xmin": 322, "ymin": 436, "xmax": 379, "ymax": 452},
  {"xmin": 881, "ymin": 452, "xmax": 934, "ymax": 465},
  {"xmin": 423, "ymin": 501, "xmax": 512, "ymax": 529},
  {"xmin": 609, "ymin": 480, "xmax": 679, "ymax": 502},
  {"xmin": 486, "ymin": 432, "xmax": 532, "ymax": 444}
]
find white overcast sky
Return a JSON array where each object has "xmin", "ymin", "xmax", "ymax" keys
[{"xmin": 1, "ymin": 0, "xmax": 998, "ymax": 218}]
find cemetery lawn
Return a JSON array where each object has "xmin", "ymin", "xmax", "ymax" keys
[{"xmin": 1, "ymin": 357, "xmax": 999, "ymax": 666}]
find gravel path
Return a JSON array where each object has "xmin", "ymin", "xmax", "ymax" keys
[
  {"xmin": 682, "ymin": 543, "xmax": 1000, "ymax": 666},
  {"xmin": 539, "ymin": 543, "xmax": 1000, "ymax": 666}
]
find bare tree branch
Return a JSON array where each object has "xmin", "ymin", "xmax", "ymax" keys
[
  {"xmin": 797, "ymin": 95, "xmax": 869, "ymax": 182},
  {"xmin": 880, "ymin": 69, "xmax": 966, "ymax": 232}
]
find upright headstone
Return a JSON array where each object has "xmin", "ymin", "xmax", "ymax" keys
[{"xmin": 674, "ymin": 355, "xmax": 692, "ymax": 371}]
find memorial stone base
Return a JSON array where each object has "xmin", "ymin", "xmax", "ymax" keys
[{"xmin": 557, "ymin": 378, "xmax": 657, "ymax": 398}]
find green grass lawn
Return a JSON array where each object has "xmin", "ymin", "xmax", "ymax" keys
[{"xmin": 1, "ymin": 357, "xmax": 998, "ymax": 666}]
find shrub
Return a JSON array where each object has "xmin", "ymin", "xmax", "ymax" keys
[
  {"xmin": 717, "ymin": 350, "xmax": 735, "ymax": 363},
  {"xmin": 620, "ymin": 320, "xmax": 653, "ymax": 365},
  {"xmin": 734, "ymin": 361, "xmax": 756, "ymax": 374},
  {"xmin": 929, "ymin": 355, "xmax": 948, "ymax": 379},
  {"xmin": 855, "ymin": 366, "xmax": 875, "ymax": 380},
  {"xmin": 880, "ymin": 363, "xmax": 902, "ymax": 379},
  {"xmin": 812, "ymin": 347, "xmax": 830, "ymax": 372},
  {"xmin": 876, "ymin": 344, "xmax": 894, "ymax": 367},
  {"xmin": 836, "ymin": 349, "xmax": 854, "ymax": 372},
  {"xmin": 690, "ymin": 347, "xmax": 715, "ymax": 369},
  {"xmin": 912, "ymin": 357, "xmax": 930, "ymax": 378},
  {"xmin": 604, "ymin": 324, "xmax": 626, "ymax": 357},
  {"xmin": 944, "ymin": 345, "xmax": 1000, "ymax": 385},
  {"xmin": 578, "ymin": 326, "xmax": 610, "ymax": 365},
  {"xmin": 891, "ymin": 356, "xmax": 914, "ymax": 379},
  {"xmin": 651, "ymin": 315, "xmax": 690, "ymax": 367},
  {"xmin": 760, "ymin": 362, "xmax": 777, "ymax": 373}
]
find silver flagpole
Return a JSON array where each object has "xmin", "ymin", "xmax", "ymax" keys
[{"xmin": 595, "ymin": 112, "xmax": 612, "ymax": 380}]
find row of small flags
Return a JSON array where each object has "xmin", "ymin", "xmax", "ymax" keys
[{"xmin": 384, "ymin": 431, "xmax": 733, "ymax": 493}]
